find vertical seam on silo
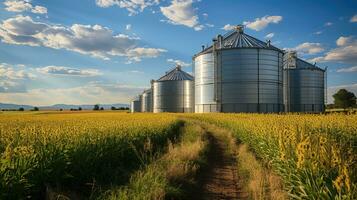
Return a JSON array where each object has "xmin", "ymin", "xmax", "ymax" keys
[{"xmin": 257, "ymin": 48, "xmax": 260, "ymax": 113}]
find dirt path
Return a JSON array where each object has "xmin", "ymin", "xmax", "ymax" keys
[{"xmin": 191, "ymin": 128, "xmax": 247, "ymax": 200}]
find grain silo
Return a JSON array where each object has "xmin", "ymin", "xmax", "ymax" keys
[
  {"xmin": 130, "ymin": 95, "xmax": 141, "ymax": 113},
  {"xmin": 152, "ymin": 65, "xmax": 194, "ymax": 113},
  {"xmin": 283, "ymin": 51, "xmax": 326, "ymax": 113},
  {"xmin": 140, "ymin": 88, "xmax": 153, "ymax": 112},
  {"xmin": 193, "ymin": 25, "xmax": 283, "ymax": 113}
]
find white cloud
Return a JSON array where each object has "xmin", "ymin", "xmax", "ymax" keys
[
  {"xmin": 126, "ymin": 47, "xmax": 167, "ymax": 63},
  {"xmin": 31, "ymin": 5, "xmax": 47, "ymax": 14},
  {"xmin": 95, "ymin": 0, "xmax": 160, "ymax": 16},
  {"xmin": 4, "ymin": 0, "xmax": 47, "ymax": 14},
  {"xmin": 37, "ymin": 66, "xmax": 102, "ymax": 77},
  {"xmin": 129, "ymin": 70, "xmax": 143, "ymax": 73},
  {"xmin": 125, "ymin": 24, "xmax": 131, "ymax": 30},
  {"xmin": 0, "ymin": 15, "xmax": 166, "ymax": 62},
  {"xmin": 0, "ymin": 63, "xmax": 35, "ymax": 93},
  {"xmin": 243, "ymin": 15, "xmax": 282, "ymax": 31},
  {"xmin": 0, "ymin": 81, "xmax": 146, "ymax": 105},
  {"xmin": 314, "ymin": 31, "xmax": 322, "ymax": 35},
  {"xmin": 221, "ymin": 24, "xmax": 235, "ymax": 31},
  {"xmin": 349, "ymin": 14, "xmax": 357, "ymax": 23},
  {"xmin": 336, "ymin": 36, "xmax": 353, "ymax": 46},
  {"xmin": 205, "ymin": 23, "xmax": 214, "ymax": 28},
  {"xmin": 265, "ymin": 32, "xmax": 274, "ymax": 39},
  {"xmin": 202, "ymin": 13, "xmax": 208, "ymax": 18},
  {"xmin": 294, "ymin": 42, "xmax": 324, "ymax": 54},
  {"xmin": 336, "ymin": 66, "xmax": 357, "ymax": 73},
  {"xmin": 309, "ymin": 36, "xmax": 357, "ymax": 64},
  {"xmin": 160, "ymin": 0, "xmax": 204, "ymax": 31},
  {"xmin": 324, "ymin": 22, "xmax": 333, "ymax": 26},
  {"xmin": 328, "ymin": 83, "xmax": 357, "ymax": 104},
  {"xmin": 167, "ymin": 58, "xmax": 190, "ymax": 67}
]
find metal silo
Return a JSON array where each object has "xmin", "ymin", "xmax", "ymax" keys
[
  {"xmin": 153, "ymin": 65, "xmax": 194, "ymax": 113},
  {"xmin": 283, "ymin": 51, "xmax": 326, "ymax": 113},
  {"xmin": 130, "ymin": 95, "xmax": 141, "ymax": 113},
  {"xmin": 194, "ymin": 25, "xmax": 283, "ymax": 113},
  {"xmin": 140, "ymin": 88, "xmax": 152, "ymax": 112}
]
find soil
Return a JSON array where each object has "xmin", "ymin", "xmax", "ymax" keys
[{"xmin": 190, "ymin": 130, "xmax": 248, "ymax": 200}]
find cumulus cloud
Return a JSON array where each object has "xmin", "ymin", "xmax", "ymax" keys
[
  {"xmin": 167, "ymin": 58, "xmax": 190, "ymax": 67},
  {"xmin": 294, "ymin": 42, "xmax": 324, "ymax": 54},
  {"xmin": 95, "ymin": 0, "xmax": 160, "ymax": 16},
  {"xmin": 0, "ymin": 15, "xmax": 166, "ymax": 62},
  {"xmin": 265, "ymin": 33, "xmax": 274, "ymax": 39},
  {"xmin": 4, "ymin": 0, "xmax": 47, "ymax": 14},
  {"xmin": 221, "ymin": 24, "xmax": 235, "ymax": 31},
  {"xmin": 350, "ymin": 14, "xmax": 357, "ymax": 23},
  {"xmin": 243, "ymin": 15, "xmax": 282, "ymax": 31},
  {"xmin": 336, "ymin": 36, "xmax": 353, "ymax": 46},
  {"xmin": 0, "ymin": 81, "xmax": 146, "ymax": 105},
  {"xmin": 309, "ymin": 36, "xmax": 357, "ymax": 64},
  {"xmin": 37, "ymin": 66, "xmax": 102, "ymax": 77},
  {"xmin": 336, "ymin": 66, "xmax": 357, "ymax": 73},
  {"xmin": 0, "ymin": 63, "xmax": 35, "ymax": 93},
  {"xmin": 160, "ymin": 0, "xmax": 204, "ymax": 31}
]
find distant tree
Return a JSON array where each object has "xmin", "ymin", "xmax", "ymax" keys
[
  {"xmin": 18, "ymin": 107, "xmax": 24, "ymax": 111},
  {"xmin": 100, "ymin": 107, "xmax": 104, "ymax": 110},
  {"xmin": 111, "ymin": 106, "xmax": 116, "ymax": 110},
  {"xmin": 78, "ymin": 107, "xmax": 82, "ymax": 111},
  {"xmin": 93, "ymin": 104, "xmax": 100, "ymax": 110},
  {"xmin": 59, "ymin": 108, "xmax": 63, "ymax": 111},
  {"xmin": 333, "ymin": 89, "xmax": 356, "ymax": 109},
  {"xmin": 32, "ymin": 107, "xmax": 39, "ymax": 111}
]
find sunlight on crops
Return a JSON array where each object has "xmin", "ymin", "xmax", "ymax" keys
[
  {"xmin": 0, "ymin": 112, "xmax": 181, "ymax": 199},
  {"xmin": 189, "ymin": 113, "xmax": 357, "ymax": 199}
]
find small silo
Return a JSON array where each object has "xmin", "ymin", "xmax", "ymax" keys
[
  {"xmin": 283, "ymin": 51, "xmax": 326, "ymax": 113},
  {"xmin": 152, "ymin": 65, "xmax": 194, "ymax": 113},
  {"xmin": 193, "ymin": 25, "xmax": 284, "ymax": 113},
  {"xmin": 140, "ymin": 88, "xmax": 153, "ymax": 112},
  {"xmin": 130, "ymin": 95, "xmax": 141, "ymax": 113}
]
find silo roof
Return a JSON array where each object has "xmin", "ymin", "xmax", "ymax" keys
[
  {"xmin": 156, "ymin": 66, "xmax": 194, "ymax": 81},
  {"xmin": 296, "ymin": 58, "xmax": 326, "ymax": 72},
  {"xmin": 195, "ymin": 25, "xmax": 282, "ymax": 57}
]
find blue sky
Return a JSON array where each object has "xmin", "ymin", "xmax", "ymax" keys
[{"xmin": 0, "ymin": 0, "xmax": 356, "ymax": 106}]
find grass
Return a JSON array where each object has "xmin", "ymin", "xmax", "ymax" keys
[{"xmin": 99, "ymin": 121, "xmax": 208, "ymax": 200}]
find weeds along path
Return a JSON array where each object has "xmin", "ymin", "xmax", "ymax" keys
[{"xmin": 188, "ymin": 121, "xmax": 248, "ymax": 200}]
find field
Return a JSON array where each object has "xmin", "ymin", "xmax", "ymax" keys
[{"xmin": 0, "ymin": 111, "xmax": 356, "ymax": 199}]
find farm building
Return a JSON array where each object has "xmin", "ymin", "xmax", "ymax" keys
[
  {"xmin": 140, "ymin": 88, "xmax": 153, "ymax": 112},
  {"xmin": 130, "ymin": 25, "xmax": 326, "ymax": 113},
  {"xmin": 152, "ymin": 65, "xmax": 194, "ymax": 113},
  {"xmin": 130, "ymin": 96, "xmax": 141, "ymax": 113},
  {"xmin": 283, "ymin": 51, "xmax": 326, "ymax": 113},
  {"xmin": 193, "ymin": 25, "xmax": 283, "ymax": 113}
]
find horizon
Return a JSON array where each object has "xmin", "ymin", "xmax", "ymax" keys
[{"xmin": 0, "ymin": 0, "xmax": 356, "ymax": 106}]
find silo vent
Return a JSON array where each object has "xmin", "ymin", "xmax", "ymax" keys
[{"xmin": 235, "ymin": 25, "xmax": 244, "ymax": 33}]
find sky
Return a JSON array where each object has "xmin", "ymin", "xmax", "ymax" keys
[{"xmin": 0, "ymin": 0, "xmax": 356, "ymax": 106}]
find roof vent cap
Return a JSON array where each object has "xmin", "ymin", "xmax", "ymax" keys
[{"xmin": 235, "ymin": 25, "xmax": 244, "ymax": 33}]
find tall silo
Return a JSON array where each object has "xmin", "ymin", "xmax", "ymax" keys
[
  {"xmin": 283, "ymin": 51, "xmax": 326, "ymax": 113},
  {"xmin": 141, "ymin": 88, "xmax": 153, "ymax": 112},
  {"xmin": 152, "ymin": 65, "xmax": 194, "ymax": 113},
  {"xmin": 130, "ymin": 95, "xmax": 141, "ymax": 113},
  {"xmin": 193, "ymin": 25, "xmax": 284, "ymax": 113}
]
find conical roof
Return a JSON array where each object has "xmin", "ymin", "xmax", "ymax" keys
[
  {"xmin": 296, "ymin": 58, "xmax": 325, "ymax": 72},
  {"xmin": 156, "ymin": 65, "xmax": 193, "ymax": 81},
  {"xmin": 195, "ymin": 25, "xmax": 282, "ymax": 57}
]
